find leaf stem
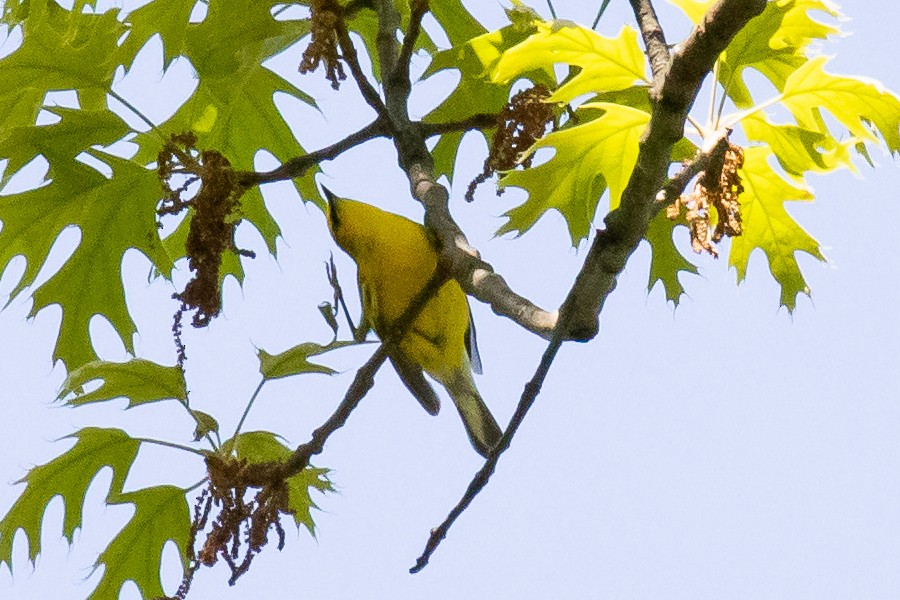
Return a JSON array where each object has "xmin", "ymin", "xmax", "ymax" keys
[
  {"xmin": 592, "ymin": 0, "xmax": 613, "ymax": 29},
  {"xmin": 545, "ymin": 0, "xmax": 557, "ymax": 19},
  {"xmin": 108, "ymin": 89, "xmax": 165, "ymax": 141},
  {"xmin": 233, "ymin": 379, "xmax": 267, "ymax": 439},
  {"xmin": 138, "ymin": 437, "xmax": 207, "ymax": 456}
]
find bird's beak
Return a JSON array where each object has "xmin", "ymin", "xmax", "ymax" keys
[{"xmin": 321, "ymin": 185, "xmax": 340, "ymax": 228}]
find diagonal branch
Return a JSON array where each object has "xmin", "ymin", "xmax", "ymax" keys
[
  {"xmin": 410, "ymin": 334, "xmax": 564, "ymax": 573},
  {"xmin": 408, "ymin": 0, "xmax": 767, "ymax": 572},
  {"xmin": 335, "ymin": 21, "xmax": 392, "ymax": 124},
  {"xmin": 560, "ymin": 0, "xmax": 767, "ymax": 341},
  {"xmin": 241, "ymin": 269, "xmax": 449, "ymax": 485},
  {"xmin": 630, "ymin": 0, "xmax": 671, "ymax": 86},
  {"xmin": 238, "ymin": 119, "xmax": 390, "ymax": 186}
]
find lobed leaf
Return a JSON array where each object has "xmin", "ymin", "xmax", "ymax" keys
[
  {"xmin": 0, "ymin": 428, "xmax": 140, "ymax": 567},
  {"xmin": 231, "ymin": 432, "xmax": 333, "ymax": 534},
  {"xmin": 498, "ymin": 103, "xmax": 650, "ymax": 244},
  {"xmin": 128, "ymin": 0, "xmax": 320, "ymax": 254},
  {"xmin": 491, "ymin": 22, "xmax": 648, "ymax": 103},
  {"xmin": 728, "ymin": 146, "xmax": 823, "ymax": 310},
  {"xmin": 58, "ymin": 359, "xmax": 187, "ymax": 408},
  {"xmin": 88, "ymin": 486, "xmax": 190, "ymax": 600},
  {"xmin": 645, "ymin": 211, "xmax": 699, "ymax": 305},
  {"xmin": 742, "ymin": 112, "xmax": 855, "ymax": 175},
  {"xmin": 0, "ymin": 153, "xmax": 172, "ymax": 369},
  {"xmin": 717, "ymin": 0, "xmax": 842, "ymax": 108},
  {"xmin": 0, "ymin": 0, "xmax": 125, "ymax": 129},
  {"xmin": 422, "ymin": 22, "xmax": 550, "ymax": 182},
  {"xmin": 778, "ymin": 56, "xmax": 900, "ymax": 155},
  {"xmin": 258, "ymin": 340, "xmax": 357, "ymax": 381}
]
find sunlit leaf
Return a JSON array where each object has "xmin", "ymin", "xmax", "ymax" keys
[
  {"xmin": 492, "ymin": 22, "xmax": 647, "ymax": 103},
  {"xmin": 778, "ymin": 56, "xmax": 900, "ymax": 154},
  {"xmin": 718, "ymin": 0, "xmax": 841, "ymax": 107},
  {"xmin": 59, "ymin": 359, "xmax": 187, "ymax": 408},
  {"xmin": 498, "ymin": 103, "xmax": 650, "ymax": 243},
  {"xmin": 729, "ymin": 146, "xmax": 823, "ymax": 310}
]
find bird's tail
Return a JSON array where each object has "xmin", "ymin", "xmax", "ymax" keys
[{"xmin": 444, "ymin": 369, "xmax": 502, "ymax": 458}]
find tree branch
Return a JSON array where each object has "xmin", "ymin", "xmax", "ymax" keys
[
  {"xmin": 410, "ymin": 334, "xmax": 564, "ymax": 573},
  {"xmin": 393, "ymin": 0, "xmax": 428, "ymax": 89},
  {"xmin": 656, "ymin": 131, "xmax": 731, "ymax": 212},
  {"xmin": 559, "ymin": 0, "xmax": 766, "ymax": 341},
  {"xmin": 417, "ymin": 113, "xmax": 498, "ymax": 137},
  {"xmin": 238, "ymin": 119, "xmax": 390, "ymax": 186},
  {"xmin": 335, "ymin": 21, "xmax": 392, "ymax": 124},
  {"xmin": 629, "ymin": 0, "xmax": 670, "ymax": 86},
  {"xmin": 241, "ymin": 269, "xmax": 449, "ymax": 485}
]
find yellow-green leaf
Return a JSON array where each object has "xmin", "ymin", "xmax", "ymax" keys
[
  {"xmin": 666, "ymin": 0, "xmax": 715, "ymax": 24},
  {"xmin": 742, "ymin": 112, "xmax": 855, "ymax": 175},
  {"xmin": 499, "ymin": 103, "xmax": 650, "ymax": 243},
  {"xmin": 718, "ymin": 0, "xmax": 841, "ymax": 108},
  {"xmin": 778, "ymin": 56, "xmax": 900, "ymax": 154},
  {"xmin": 729, "ymin": 147, "xmax": 823, "ymax": 310},
  {"xmin": 492, "ymin": 22, "xmax": 648, "ymax": 103}
]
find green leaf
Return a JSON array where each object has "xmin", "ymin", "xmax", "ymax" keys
[
  {"xmin": 645, "ymin": 211, "xmax": 698, "ymax": 305},
  {"xmin": 498, "ymin": 102, "xmax": 650, "ymax": 244},
  {"xmin": 0, "ymin": 154, "xmax": 173, "ymax": 369},
  {"xmin": 0, "ymin": 107, "xmax": 129, "ymax": 187},
  {"xmin": 231, "ymin": 432, "xmax": 332, "ymax": 534},
  {"xmin": 258, "ymin": 340, "xmax": 358, "ymax": 381},
  {"xmin": 741, "ymin": 112, "xmax": 855, "ymax": 175},
  {"xmin": 729, "ymin": 146, "xmax": 823, "ymax": 310},
  {"xmin": 717, "ymin": 0, "xmax": 841, "ymax": 107},
  {"xmin": 422, "ymin": 23, "xmax": 548, "ymax": 182},
  {"xmin": 58, "ymin": 359, "xmax": 187, "ymax": 408},
  {"xmin": 117, "ymin": 0, "xmax": 196, "ymax": 69},
  {"xmin": 191, "ymin": 410, "xmax": 220, "ymax": 442},
  {"xmin": 88, "ymin": 486, "xmax": 190, "ymax": 600},
  {"xmin": 430, "ymin": 0, "xmax": 487, "ymax": 47},
  {"xmin": 0, "ymin": 1, "xmax": 125, "ymax": 129},
  {"xmin": 0, "ymin": 428, "xmax": 140, "ymax": 567},
  {"xmin": 777, "ymin": 56, "xmax": 900, "ymax": 154},
  {"xmin": 131, "ymin": 0, "xmax": 321, "ymax": 255},
  {"xmin": 491, "ymin": 22, "xmax": 648, "ymax": 103}
]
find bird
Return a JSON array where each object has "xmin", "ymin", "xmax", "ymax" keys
[{"xmin": 322, "ymin": 186, "xmax": 502, "ymax": 457}]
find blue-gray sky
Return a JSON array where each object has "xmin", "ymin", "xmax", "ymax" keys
[{"xmin": 2, "ymin": 1, "xmax": 899, "ymax": 598}]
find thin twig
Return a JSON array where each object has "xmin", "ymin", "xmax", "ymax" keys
[
  {"xmin": 239, "ymin": 119, "xmax": 389, "ymax": 186},
  {"xmin": 591, "ymin": 0, "xmax": 613, "ymax": 29},
  {"xmin": 393, "ymin": 0, "xmax": 428, "ymax": 87},
  {"xmin": 545, "ymin": 0, "xmax": 557, "ymax": 19},
  {"xmin": 410, "ymin": 334, "xmax": 564, "ymax": 573},
  {"xmin": 629, "ymin": 0, "xmax": 670, "ymax": 86},
  {"xmin": 417, "ymin": 113, "xmax": 498, "ymax": 137},
  {"xmin": 137, "ymin": 437, "xmax": 208, "ymax": 456},
  {"xmin": 240, "ymin": 270, "xmax": 449, "ymax": 485},
  {"xmin": 233, "ymin": 379, "xmax": 267, "ymax": 439},
  {"xmin": 335, "ymin": 22, "xmax": 392, "ymax": 123}
]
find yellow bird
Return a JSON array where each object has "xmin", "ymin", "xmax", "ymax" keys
[{"xmin": 323, "ymin": 187, "xmax": 502, "ymax": 457}]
